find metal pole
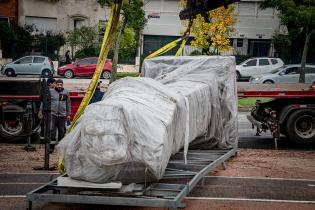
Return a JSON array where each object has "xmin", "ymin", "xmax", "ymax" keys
[{"xmin": 43, "ymin": 110, "xmax": 51, "ymax": 169}]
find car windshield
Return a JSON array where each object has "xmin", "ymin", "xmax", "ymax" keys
[{"xmin": 271, "ymin": 65, "xmax": 287, "ymax": 74}]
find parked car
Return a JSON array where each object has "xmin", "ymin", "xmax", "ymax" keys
[
  {"xmin": 250, "ymin": 64, "xmax": 315, "ymax": 84},
  {"xmin": 57, "ymin": 57, "xmax": 112, "ymax": 79},
  {"xmin": 1, "ymin": 56, "xmax": 54, "ymax": 77},
  {"xmin": 236, "ymin": 57, "xmax": 284, "ymax": 81}
]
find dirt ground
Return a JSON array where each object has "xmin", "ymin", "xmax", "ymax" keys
[
  {"xmin": 0, "ymin": 145, "xmax": 314, "ymax": 210},
  {"xmin": 0, "ymin": 145, "xmax": 314, "ymax": 179}
]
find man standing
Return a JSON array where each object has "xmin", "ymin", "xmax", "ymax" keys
[
  {"xmin": 39, "ymin": 78, "xmax": 56, "ymax": 140},
  {"xmin": 65, "ymin": 50, "xmax": 71, "ymax": 64},
  {"xmin": 89, "ymin": 81, "xmax": 104, "ymax": 104},
  {"xmin": 39, "ymin": 79, "xmax": 71, "ymax": 153},
  {"xmin": 49, "ymin": 79, "xmax": 71, "ymax": 152}
]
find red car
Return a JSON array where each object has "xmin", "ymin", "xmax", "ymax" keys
[{"xmin": 57, "ymin": 57, "xmax": 112, "ymax": 79}]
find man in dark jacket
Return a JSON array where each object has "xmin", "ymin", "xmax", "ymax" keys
[
  {"xmin": 50, "ymin": 79, "xmax": 71, "ymax": 151},
  {"xmin": 90, "ymin": 81, "xmax": 104, "ymax": 104}
]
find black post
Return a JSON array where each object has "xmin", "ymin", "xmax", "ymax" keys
[{"xmin": 41, "ymin": 79, "xmax": 51, "ymax": 170}]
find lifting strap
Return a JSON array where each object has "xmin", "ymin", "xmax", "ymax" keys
[
  {"xmin": 146, "ymin": 19, "xmax": 193, "ymax": 59},
  {"xmin": 58, "ymin": 1, "xmax": 123, "ymax": 174}
]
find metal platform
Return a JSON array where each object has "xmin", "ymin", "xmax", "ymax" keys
[{"xmin": 26, "ymin": 148, "xmax": 237, "ymax": 210}]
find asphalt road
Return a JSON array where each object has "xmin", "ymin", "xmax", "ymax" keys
[{"xmin": 0, "ymin": 113, "xmax": 314, "ymax": 209}]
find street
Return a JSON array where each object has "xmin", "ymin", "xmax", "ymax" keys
[{"xmin": 0, "ymin": 112, "xmax": 314, "ymax": 209}]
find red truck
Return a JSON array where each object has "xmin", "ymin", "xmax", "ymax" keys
[
  {"xmin": 239, "ymin": 83, "xmax": 315, "ymax": 148},
  {"xmin": 0, "ymin": 79, "xmax": 84, "ymax": 140}
]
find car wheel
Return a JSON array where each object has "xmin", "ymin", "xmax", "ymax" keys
[
  {"xmin": 41, "ymin": 69, "xmax": 52, "ymax": 78},
  {"xmin": 5, "ymin": 68, "xmax": 16, "ymax": 77},
  {"xmin": 263, "ymin": 80, "xmax": 274, "ymax": 84},
  {"xmin": 236, "ymin": 71, "xmax": 241, "ymax": 81},
  {"xmin": 64, "ymin": 70, "xmax": 74, "ymax": 78},
  {"xmin": 286, "ymin": 109, "xmax": 315, "ymax": 147},
  {"xmin": 102, "ymin": 71, "xmax": 111, "ymax": 79}
]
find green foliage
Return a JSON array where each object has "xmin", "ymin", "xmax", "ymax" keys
[
  {"xmin": 262, "ymin": 0, "xmax": 315, "ymax": 82},
  {"xmin": 235, "ymin": 54, "xmax": 251, "ymax": 65},
  {"xmin": 34, "ymin": 32, "xmax": 66, "ymax": 60},
  {"xmin": 238, "ymin": 98, "xmax": 272, "ymax": 108},
  {"xmin": 122, "ymin": 0, "xmax": 146, "ymax": 32},
  {"xmin": 116, "ymin": 72, "xmax": 139, "ymax": 78},
  {"xmin": 75, "ymin": 47, "xmax": 100, "ymax": 59},
  {"xmin": 97, "ymin": 0, "xmax": 113, "ymax": 7},
  {"xmin": 189, "ymin": 50, "xmax": 203, "ymax": 56},
  {"xmin": 272, "ymin": 34, "xmax": 292, "ymax": 63},
  {"xmin": 67, "ymin": 26, "xmax": 99, "ymax": 50}
]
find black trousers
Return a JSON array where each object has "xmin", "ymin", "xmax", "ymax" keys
[{"xmin": 51, "ymin": 115, "xmax": 66, "ymax": 143}]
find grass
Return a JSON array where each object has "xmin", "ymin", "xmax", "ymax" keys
[
  {"xmin": 116, "ymin": 72, "xmax": 139, "ymax": 78},
  {"xmin": 238, "ymin": 97, "xmax": 273, "ymax": 108}
]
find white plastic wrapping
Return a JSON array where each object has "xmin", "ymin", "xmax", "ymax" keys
[{"xmin": 58, "ymin": 56, "xmax": 238, "ymax": 183}]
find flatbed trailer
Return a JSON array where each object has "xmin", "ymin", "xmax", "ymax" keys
[
  {"xmin": 238, "ymin": 83, "xmax": 315, "ymax": 148},
  {"xmin": 26, "ymin": 148, "xmax": 237, "ymax": 210},
  {"xmin": 0, "ymin": 79, "xmax": 85, "ymax": 139}
]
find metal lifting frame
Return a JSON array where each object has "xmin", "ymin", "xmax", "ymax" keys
[{"xmin": 26, "ymin": 148, "xmax": 237, "ymax": 210}]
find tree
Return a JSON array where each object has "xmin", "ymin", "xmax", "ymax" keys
[
  {"xmin": 261, "ymin": 0, "xmax": 315, "ymax": 83},
  {"xmin": 98, "ymin": 0, "xmax": 145, "ymax": 82},
  {"xmin": 182, "ymin": 4, "xmax": 236, "ymax": 54},
  {"xmin": 67, "ymin": 26, "xmax": 99, "ymax": 51}
]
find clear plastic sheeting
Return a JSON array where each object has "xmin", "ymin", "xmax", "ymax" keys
[{"xmin": 58, "ymin": 56, "xmax": 238, "ymax": 184}]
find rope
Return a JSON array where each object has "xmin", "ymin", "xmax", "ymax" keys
[{"xmin": 57, "ymin": 1, "xmax": 123, "ymax": 174}]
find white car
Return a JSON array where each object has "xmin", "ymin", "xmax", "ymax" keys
[
  {"xmin": 236, "ymin": 57, "xmax": 284, "ymax": 81},
  {"xmin": 250, "ymin": 64, "xmax": 315, "ymax": 84}
]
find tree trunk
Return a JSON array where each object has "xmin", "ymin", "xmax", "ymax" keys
[
  {"xmin": 299, "ymin": 29, "xmax": 312, "ymax": 83},
  {"xmin": 110, "ymin": 18, "xmax": 127, "ymax": 84}
]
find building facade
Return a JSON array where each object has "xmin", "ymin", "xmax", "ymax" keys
[
  {"xmin": 0, "ymin": 0, "xmax": 18, "ymax": 24},
  {"xmin": 18, "ymin": 0, "xmax": 109, "ymax": 34},
  {"xmin": 142, "ymin": 0, "xmax": 283, "ymax": 57}
]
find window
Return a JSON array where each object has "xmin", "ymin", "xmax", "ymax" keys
[
  {"xmin": 285, "ymin": 67, "xmax": 299, "ymax": 75},
  {"xmin": 237, "ymin": 39, "xmax": 243, "ymax": 47},
  {"xmin": 16, "ymin": 57, "xmax": 33, "ymax": 64},
  {"xmin": 33, "ymin": 57, "xmax": 45, "ymax": 63},
  {"xmin": 271, "ymin": 59, "xmax": 278, "ymax": 65},
  {"xmin": 305, "ymin": 67, "xmax": 315, "ymax": 74},
  {"xmin": 25, "ymin": 16, "xmax": 57, "ymax": 34},
  {"xmin": 90, "ymin": 58, "xmax": 98, "ymax": 64},
  {"xmin": 77, "ymin": 59, "xmax": 90, "ymax": 65},
  {"xmin": 259, "ymin": 59, "xmax": 270, "ymax": 66},
  {"xmin": 245, "ymin": 59, "xmax": 257, "ymax": 67}
]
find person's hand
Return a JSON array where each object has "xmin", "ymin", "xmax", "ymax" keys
[{"xmin": 38, "ymin": 111, "xmax": 43, "ymax": 119}]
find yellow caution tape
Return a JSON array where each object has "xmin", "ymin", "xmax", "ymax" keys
[
  {"xmin": 175, "ymin": 38, "xmax": 187, "ymax": 56},
  {"xmin": 145, "ymin": 38, "xmax": 182, "ymax": 59},
  {"xmin": 58, "ymin": 1, "xmax": 123, "ymax": 174}
]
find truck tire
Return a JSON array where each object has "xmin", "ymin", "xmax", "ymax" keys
[{"xmin": 286, "ymin": 109, "xmax": 315, "ymax": 147}]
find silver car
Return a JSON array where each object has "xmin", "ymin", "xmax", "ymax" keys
[
  {"xmin": 1, "ymin": 56, "xmax": 54, "ymax": 77},
  {"xmin": 250, "ymin": 64, "xmax": 315, "ymax": 84}
]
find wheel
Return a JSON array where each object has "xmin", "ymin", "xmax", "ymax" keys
[
  {"xmin": 5, "ymin": 68, "xmax": 16, "ymax": 77},
  {"xmin": 236, "ymin": 71, "xmax": 241, "ymax": 81},
  {"xmin": 41, "ymin": 69, "xmax": 52, "ymax": 78},
  {"xmin": 64, "ymin": 70, "xmax": 74, "ymax": 78},
  {"xmin": 102, "ymin": 71, "xmax": 111, "ymax": 79},
  {"xmin": 286, "ymin": 109, "xmax": 315, "ymax": 147},
  {"xmin": 263, "ymin": 80, "xmax": 274, "ymax": 84}
]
